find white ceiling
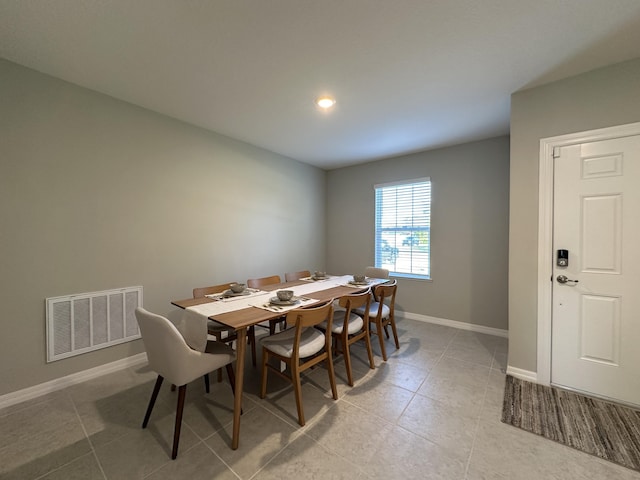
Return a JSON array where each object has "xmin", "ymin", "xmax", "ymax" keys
[{"xmin": 2, "ymin": 1, "xmax": 640, "ymax": 170}]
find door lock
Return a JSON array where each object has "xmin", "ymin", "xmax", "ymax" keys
[
  {"xmin": 557, "ymin": 249, "xmax": 569, "ymax": 267},
  {"xmin": 557, "ymin": 275, "xmax": 579, "ymax": 284}
]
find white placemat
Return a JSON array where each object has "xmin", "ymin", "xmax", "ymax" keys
[
  {"xmin": 250, "ymin": 296, "xmax": 318, "ymax": 313},
  {"xmin": 300, "ymin": 275, "xmax": 335, "ymax": 282},
  {"xmin": 188, "ymin": 292, "xmax": 272, "ymax": 317},
  {"xmin": 205, "ymin": 288, "xmax": 264, "ymax": 302},
  {"xmin": 337, "ymin": 276, "xmax": 389, "ymax": 289}
]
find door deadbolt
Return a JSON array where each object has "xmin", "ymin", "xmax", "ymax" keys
[
  {"xmin": 557, "ymin": 275, "xmax": 579, "ymax": 284},
  {"xmin": 557, "ymin": 249, "xmax": 569, "ymax": 267}
]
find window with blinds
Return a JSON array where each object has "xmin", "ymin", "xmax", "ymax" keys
[{"xmin": 374, "ymin": 178, "xmax": 431, "ymax": 279}]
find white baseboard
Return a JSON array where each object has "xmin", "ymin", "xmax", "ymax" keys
[
  {"xmin": 402, "ymin": 312, "xmax": 508, "ymax": 338},
  {"xmin": 506, "ymin": 366, "xmax": 538, "ymax": 383},
  {"xmin": 0, "ymin": 353, "xmax": 148, "ymax": 410}
]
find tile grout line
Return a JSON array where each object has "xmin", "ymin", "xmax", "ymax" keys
[
  {"xmin": 69, "ymin": 390, "xmax": 109, "ymax": 480},
  {"xmin": 199, "ymin": 436, "xmax": 243, "ymax": 480},
  {"xmin": 462, "ymin": 344, "xmax": 496, "ymax": 480}
]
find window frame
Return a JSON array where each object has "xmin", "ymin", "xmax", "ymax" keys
[{"xmin": 374, "ymin": 177, "xmax": 431, "ymax": 280}]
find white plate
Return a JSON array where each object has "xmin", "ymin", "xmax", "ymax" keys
[
  {"xmin": 270, "ymin": 296, "xmax": 300, "ymax": 306},
  {"xmin": 348, "ymin": 280, "xmax": 370, "ymax": 286}
]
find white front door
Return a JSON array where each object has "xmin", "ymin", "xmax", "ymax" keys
[{"xmin": 552, "ymin": 135, "xmax": 640, "ymax": 406}]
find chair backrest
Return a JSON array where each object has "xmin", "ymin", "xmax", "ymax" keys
[
  {"xmin": 285, "ymin": 301, "xmax": 334, "ymax": 360},
  {"xmin": 338, "ymin": 289, "xmax": 371, "ymax": 331},
  {"xmin": 247, "ymin": 275, "xmax": 281, "ymax": 289},
  {"xmin": 364, "ymin": 266, "xmax": 389, "ymax": 279},
  {"xmin": 339, "ymin": 289, "xmax": 371, "ymax": 319},
  {"xmin": 285, "ymin": 270, "xmax": 311, "ymax": 282},
  {"xmin": 193, "ymin": 283, "xmax": 233, "ymax": 299},
  {"xmin": 372, "ymin": 280, "xmax": 397, "ymax": 318},
  {"xmin": 135, "ymin": 307, "xmax": 197, "ymax": 385}
]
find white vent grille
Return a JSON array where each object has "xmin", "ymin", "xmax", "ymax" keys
[{"xmin": 46, "ymin": 286, "xmax": 143, "ymax": 362}]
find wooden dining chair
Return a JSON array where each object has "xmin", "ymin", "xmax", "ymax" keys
[
  {"xmin": 193, "ymin": 284, "xmax": 257, "ymax": 368},
  {"xmin": 135, "ymin": 308, "xmax": 236, "ymax": 459},
  {"xmin": 247, "ymin": 275, "xmax": 282, "ymax": 288},
  {"xmin": 247, "ymin": 275, "xmax": 286, "ymax": 334},
  {"xmin": 260, "ymin": 300, "xmax": 338, "ymax": 426},
  {"xmin": 317, "ymin": 290, "xmax": 375, "ymax": 386},
  {"xmin": 353, "ymin": 280, "xmax": 399, "ymax": 361},
  {"xmin": 284, "ymin": 270, "xmax": 311, "ymax": 282}
]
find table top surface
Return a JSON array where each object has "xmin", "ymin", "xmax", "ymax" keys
[{"xmin": 171, "ymin": 279, "xmax": 370, "ymax": 330}]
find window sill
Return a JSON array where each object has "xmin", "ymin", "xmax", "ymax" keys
[{"xmin": 390, "ymin": 272, "xmax": 432, "ymax": 281}]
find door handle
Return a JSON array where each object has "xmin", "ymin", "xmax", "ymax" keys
[{"xmin": 557, "ymin": 275, "xmax": 579, "ymax": 284}]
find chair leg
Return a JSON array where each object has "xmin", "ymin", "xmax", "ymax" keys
[
  {"xmin": 249, "ymin": 326, "xmax": 257, "ymax": 367},
  {"xmin": 172, "ymin": 385, "xmax": 187, "ymax": 460},
  {"xmin": 203, "ymin": 374, "xmax": 210, "ymax": 393},
  {"xmin": 375, "ymin": 319, "xmax": 388, "ymax": 361},
  {"xmin": 342, "ymin": 334, "xmax": 354, "ymax": 387},
  {"xmin": 260, "ymin": 347, "xmax": 269, "ymax": 398},
  {"xmin": 364, "ymin": 330, "xmax": 376, "ymax": 370},
  {"xmin": 211, "ymin": 332, "xmax": 227, "ymax": 382},
  {"xmin": 389, "ymin": 316, "xmax": 400, "ymax": 349},
  {"xmin": 291, "ymin": 363, "xmax": 305, "ymax": 426},
  {"xmin": 226, "ymin": 364, "xmax": 236, "ymax": 392},
  {"xmin": 326, "ymin": 351, "xmax": 338, "ymax": 401},
  {"xmin": 332, "ymin": 334, "xmax": 344, "ymax": 357},
  {"xmin": 142, "ymin": 375, "xmax": 164, "ymax": 428},
  {"xmin": 383, "ymin": 325, "xmax": 390, "ymax": 339}
]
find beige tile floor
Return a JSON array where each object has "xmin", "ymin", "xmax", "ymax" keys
[{"xmin": 2, "ymin": 319, "xmax": 640, "ymax": 479}]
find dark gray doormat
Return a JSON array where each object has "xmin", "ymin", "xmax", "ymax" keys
[{"xmin": 502, "ymin": 374, "xmax": 640, "ymax": 472}]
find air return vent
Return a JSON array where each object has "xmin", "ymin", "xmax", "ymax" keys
[{"xmin": 46, "ymin": 286, "xmax": 143, "ymax": 362}]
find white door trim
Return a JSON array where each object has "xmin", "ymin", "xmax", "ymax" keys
[{"xmin": 537, "ymin": 121, "xmax": 640, "ymax": 386}]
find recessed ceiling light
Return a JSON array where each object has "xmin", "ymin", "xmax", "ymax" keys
[{"xmin": 316, "ymin": 96, "xmax": 336, "ymax": 109}]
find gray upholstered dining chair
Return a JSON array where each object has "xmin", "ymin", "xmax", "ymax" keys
[
  {"xmin": 364, "ymin": 266, "xmax": 389, "ymax": 279},
  {"xmin": 260, "ymin": 300, "xmax": 338, "ymax": 426},
  {"xmin": 317, "ymin": 290, "xmax": 375, "ymax": 386},
  {"xmin": 363, "ymin": 266, "xmax": 391, "ymax": 306},
  {"xmin": 353, "ymin": 280, "xmax": 399, "ymax": 361},
  {"xmin": 135, "ymin": 307, "xmax": 236, "ymax": 459}
]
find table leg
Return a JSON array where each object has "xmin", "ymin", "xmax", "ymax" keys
[{"xmin": 232, "ymin": 327, "xmax": 246, "ymax": 450}]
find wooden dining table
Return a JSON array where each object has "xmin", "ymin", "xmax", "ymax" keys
[{"xmin": 171, "ymin": 276, "xmax": 377, "ymax": 450}]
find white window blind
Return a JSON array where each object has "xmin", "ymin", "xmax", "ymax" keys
[{"xmin": 374, "ymin": 178, "xmax": 431, "ymax": 279}]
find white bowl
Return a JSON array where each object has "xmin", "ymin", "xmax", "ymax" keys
[{"xmin": 276, "ymin": 290, "xmax": 294, "ymax": 301}]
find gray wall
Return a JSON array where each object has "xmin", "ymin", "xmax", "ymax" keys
[
  {"xmin": 509, "ymin": 57, "xmax": 640, "ymax": 373},
  {"xmin": 326, "ymin": 136, "xmax": 510, "ymax": 331},
  {"xmin": 0, "ymin": 59, "xmax": 326, "ymax": 396}
]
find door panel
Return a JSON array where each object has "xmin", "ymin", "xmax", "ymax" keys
[
  {"xmin": 580, "ymin": 294, "xmax": 619, "ymax": 365},
  {"xmin": 581, "ymin": 194, "xmax": 621, "ymax": 273},
  {"xmin": 552, "ymin": 135, "xmax": 640, "ymax": 406}
]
